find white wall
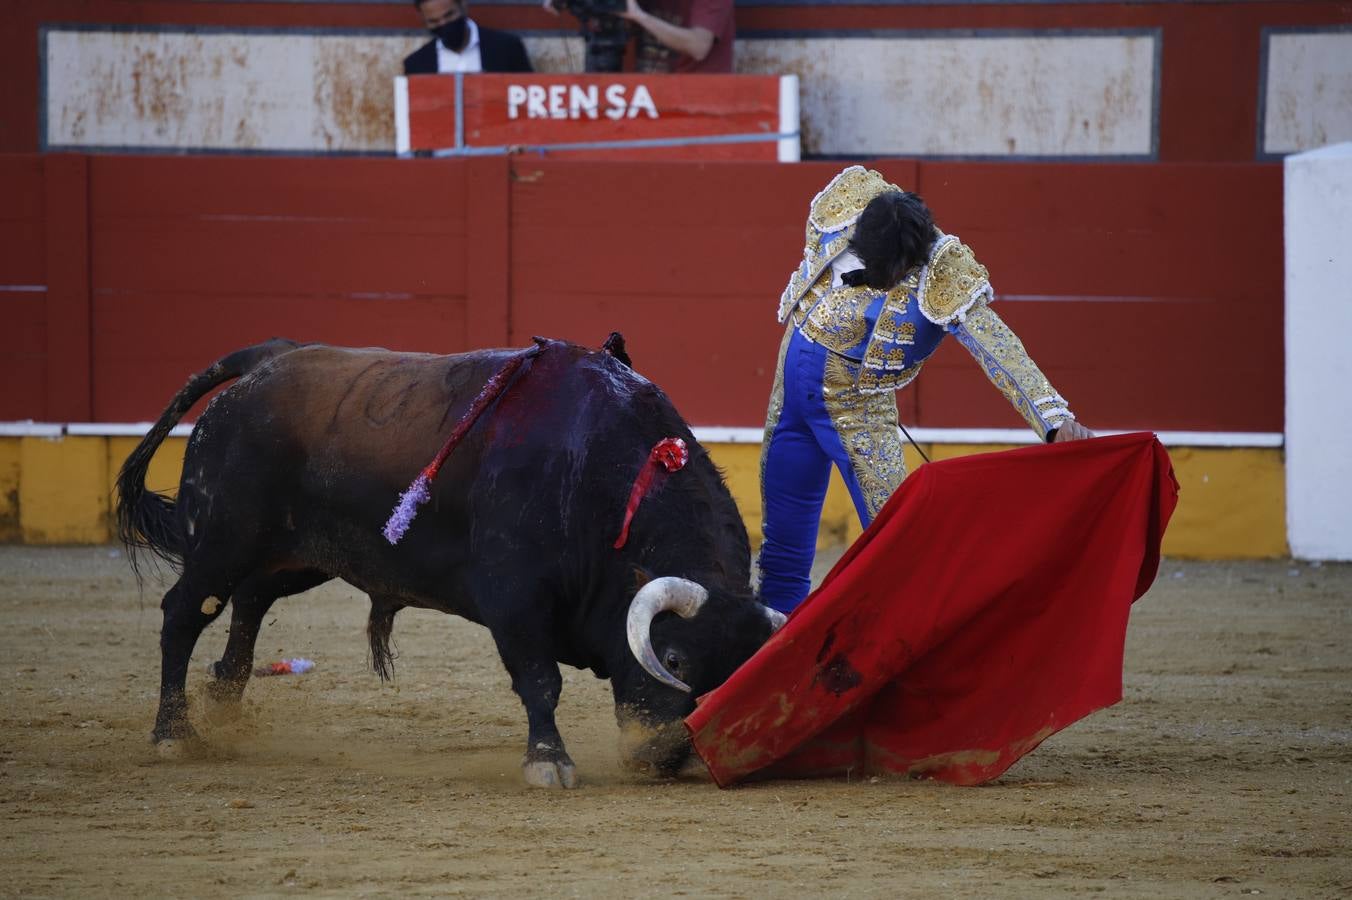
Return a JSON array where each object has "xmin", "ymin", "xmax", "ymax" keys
[
  {"xmin": 738, "ymin": 33, "xmax": 1158, "ymax": 158},
  {"xmin": 1285, "ymin": 141, "xmax": 1352, "ymax": 560},
  {"xmin": 1264, "ymin": 31, "xmax": 1352, "ymax": 156},
  {"xmin": 43, "ymin": 29, "xmax": 578, "ymax": 153},
  {"xmin": 40, "ymin": 26, "xmax": 1348, "ymax": 160},
  {"xmin": 44, "ymin": 26, "xmax": 1153, "ymax": 157}
]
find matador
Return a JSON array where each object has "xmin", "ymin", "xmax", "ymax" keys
[{"xmin": 759, "ymin": 166, "xmax": 1093, "ymax": 613}]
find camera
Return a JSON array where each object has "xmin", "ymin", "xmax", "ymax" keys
[{"xmin": 556, "ymin": 0, "xmax": 630, "ymax": 73}]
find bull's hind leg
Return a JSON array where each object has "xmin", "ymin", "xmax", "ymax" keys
[
  {"xmin": 153, "ymin": 575, "xmax": 231, "ymax": 754},
  {"xmin": 206, "ymin": 569, "xmax": 331, "ymax": 705}
]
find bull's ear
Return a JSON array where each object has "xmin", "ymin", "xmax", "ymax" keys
[{"xmin": 631, "ymin": 566, "xmax": 654, "ymax": 594}]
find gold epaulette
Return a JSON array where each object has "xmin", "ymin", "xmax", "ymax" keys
[
  {"xmin": 808, "ymin": 166, "xmax": 900, "ymax": 233},
  {"xmin": 917, "ymin": 234, "xmax": 993, "ymax": 325}
]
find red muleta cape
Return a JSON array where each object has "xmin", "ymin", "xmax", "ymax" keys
[{"xmin": 686, "ymin": 432, "xmax": 1178, "ymax": 787}]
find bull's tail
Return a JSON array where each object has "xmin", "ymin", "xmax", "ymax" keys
[
  {"xmin": 367, "ymin": 601, "xmax": 404, "ymax": 682},
  {"xmin": 115, "ymin": 339, "xmax": 301, "ymax": 582}
]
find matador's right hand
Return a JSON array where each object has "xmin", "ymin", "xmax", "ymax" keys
[{"xmin": 1053, "ymin": 420, "xmax": 1095, "ymax": 443}]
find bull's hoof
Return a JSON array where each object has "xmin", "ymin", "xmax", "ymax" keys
[
  {"xmin": 203, "ymin": 661, "xmax": 250, "ymax": 707},
  {"xmin": 154, "ymin": 737, "xmax": 198, "ymax": 760},
  {"xmin": 522, "ymin": 743, "xmax": 578, "ymax": 789},
  {"xmin": 523, "ymin": 759, "xmax": 578, "ymax": 789},
  {"xmin": 152, "ymin": 712, "xmax": 200, "ymax": 755}
]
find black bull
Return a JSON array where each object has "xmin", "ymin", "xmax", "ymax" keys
[{"xmin": 116, "ymin": 337, "xmax": 783, "ymax": 788}]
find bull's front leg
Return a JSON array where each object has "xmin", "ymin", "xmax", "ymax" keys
[
  {"xmin": 472, "ymin": 565, "xmax": 578, "ymax": 788},
  {"xmin": 483, "ymin": 619, "xmax": 577, "ymax": 788},
  {"xmin": 505, "ymin": 653, "xmax": 577, "ymax": 789}
]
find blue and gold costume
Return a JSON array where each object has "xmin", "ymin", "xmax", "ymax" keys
[{"xmin": 759, "ymin": 166, "xmax": 1076, "ymax": 612}]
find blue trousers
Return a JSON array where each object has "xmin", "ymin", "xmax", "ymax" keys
[{"xmin": 758, "ymin": 327, "xmax": 908, "ymax": 613}]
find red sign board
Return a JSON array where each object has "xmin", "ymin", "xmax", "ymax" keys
[{"xmin": 395, "ymin": 73, "xmax": 799, "ymax": 162}]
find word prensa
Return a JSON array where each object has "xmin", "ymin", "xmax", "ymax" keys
[{"xmin": 507, "ymin": 83, "xmax": 659, "ymax": 122}]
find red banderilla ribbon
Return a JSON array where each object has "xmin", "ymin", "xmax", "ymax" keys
[
  {"xmin": 383, "ymin": 343, "xmax": 542, "ymax": 545},
  {"xmin": 614, "ymin": 437, "xmax": 689, "ymax": 550}
]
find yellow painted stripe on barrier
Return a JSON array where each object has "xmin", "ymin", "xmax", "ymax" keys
[
  {"xmin": 1161, "ymin": 446, "xmax": 1286, "ymax": 559},
  {"xmin": 18, "ymin": 435, "xmax": 109, "ymax": 544},
  {"xmin": 0, "ymin": 436, "xmax": 1287, "ymax": 558},
  {"xmin": 0, "ymin": 438, "xmax": 20, "ymax": 543}
]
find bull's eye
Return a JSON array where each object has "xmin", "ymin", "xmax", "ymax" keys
[{"xmin": 662, "ymin": 648, "xmax": 685, "ymax": 677}]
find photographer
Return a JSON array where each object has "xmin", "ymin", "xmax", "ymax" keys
[
  {"xmin": 623, "ymin": 0, "xmax": 733, "ymax": 73},
  {"xmin": 548, "ymin": 0, "xmax": 733, "ymax": 73}
]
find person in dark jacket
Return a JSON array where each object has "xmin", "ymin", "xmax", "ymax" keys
[{"xmin": 404, "ymin": 0, "xmax": 533, "ymax": 74}]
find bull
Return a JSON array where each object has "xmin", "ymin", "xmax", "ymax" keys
[{"xmin": 116, "ymin": 336, "xmax": 783, "ymax": 788}]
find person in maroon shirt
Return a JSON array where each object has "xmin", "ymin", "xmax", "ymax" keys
[{"xmin": 620, "ymin": 0, "xmax": 734, "ymax": 73}]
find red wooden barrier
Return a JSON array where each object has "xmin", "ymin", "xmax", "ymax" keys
[
  {"xmin": 507, "ymin": 160, "xmax": 920, "ymax": 427},
  {"xmin": 85, "ymin": 154, "xmax": 477, "ymax": 421},
  {"xmin": 0, "ymin": 154, "xmax": 1283, "ymax": 434},
  {"xmin": 0, "ymin": 155, "xmax": 47, "ymax": 420},
  {"xmin": 44, "ymin": 155, "xmax": 92, "ymax": 421},
  {"xmin": 506, "ymin": 159, "xmax": 1282, "ymax": 432},
  {"xmin": 915, "ymin": 162, "xmax": 1283, "ymax": 433}
]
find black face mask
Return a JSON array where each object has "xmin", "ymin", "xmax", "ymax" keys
[{"xmin": 431, "ymin": 18, "xmax": 468, "ymax": 51}]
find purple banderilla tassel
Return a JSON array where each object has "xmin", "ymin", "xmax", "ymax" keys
[
  {"xmin": 382, "ymin": 341, "xmax": 543, "ymax": 546},
  {"xmin": 382, "ymin": 473, "xmax": 431, "ymax": 545}
]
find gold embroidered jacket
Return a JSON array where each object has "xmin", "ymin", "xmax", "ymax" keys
[{"xmin": 778, "ymin": 166, "xmax": 1075, "ymax": 439}]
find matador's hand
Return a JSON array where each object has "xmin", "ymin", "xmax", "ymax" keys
[{"xmin": 1053, "ymin": 420, "xmax": 1095, "ymax": 443}]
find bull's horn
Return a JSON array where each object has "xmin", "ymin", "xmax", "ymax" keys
[
  {"xmin": 626, "ymin": 577, "xmax": 708, "ymax": 693},
  {"xmin": 763, "ymin": 606, "xmax": 788, "ymax": 632}
]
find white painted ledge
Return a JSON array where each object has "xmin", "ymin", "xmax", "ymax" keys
[
  {"xmin": 692, "ymin": 427, "xmax": 1282, "ymax": 448},
  {"xmin": 3, "ymin": 422, "xmax": 193, "ymax": 438},
  {"xmin": 0, "ymin": 422, "xmax": 1285, "ymax": 448},
  {"xmin": 0, "ymin": 422, "xmax": 63, "ymax": 438}
]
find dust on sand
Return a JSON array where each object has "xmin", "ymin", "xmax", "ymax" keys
[{"xmin": 1, "ymin": 547, "xmax": 1349, "ymax": 898}]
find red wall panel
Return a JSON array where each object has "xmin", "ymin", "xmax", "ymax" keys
[
  {"xmin": 90, "ymin": 293, "xmax": 468, "ymax": 422},
  {"xmin": 0, "ymin": 294, "xmax": 47, "ymax": 421},
  {"xmin": 0, "ymin": 156, "xmax": 47, "ymax": 419},
  {"xmin": 1, "ymin": 154, "xmax": 1285, "ymax": 435},
  {"xmin": 0, "ymin": 156, "xmax": 48, "ymax": 418},
  {"xmin": 85, "ymin": 155, "xmax": 475, "ymax": 421},
  {"xmin": 509, "ymin": 158, "xmax": 1281, "ymax": 433},
  {"xmin": 43, "ymin": 154, "xmax": 92, "ymax": 421},
  {"xmin": 88, "ymin": 155, "xmax": 468, "ymax": 297},
  {"xmin": 0, "ymin": 156, "xmax": 46, "ymax": 274},
  {"xmin": 509, "ymin": 160, "xmax": 919, "ymax": 426},
  {"xmin": 914, "ymin": 161, "xmax": 1283, "ymax": 432}
]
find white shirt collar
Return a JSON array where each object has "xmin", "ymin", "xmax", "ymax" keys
[{"xmin": 830, "ymin": 250, "xmax": 864, "ymax": 288}]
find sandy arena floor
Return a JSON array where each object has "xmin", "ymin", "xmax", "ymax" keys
[{"xmin": 1, "ymin": 546, "xmax": 1349, "ymax": 898}]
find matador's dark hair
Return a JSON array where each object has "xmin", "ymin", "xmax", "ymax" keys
[{"xmin": 842, "ymin": 191, "xmax": 937, "ymax": 290}]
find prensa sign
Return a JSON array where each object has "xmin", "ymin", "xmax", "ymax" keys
[{"xmin": 395, "ymin": 73, "xmax": 800, "ymax": 162}]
